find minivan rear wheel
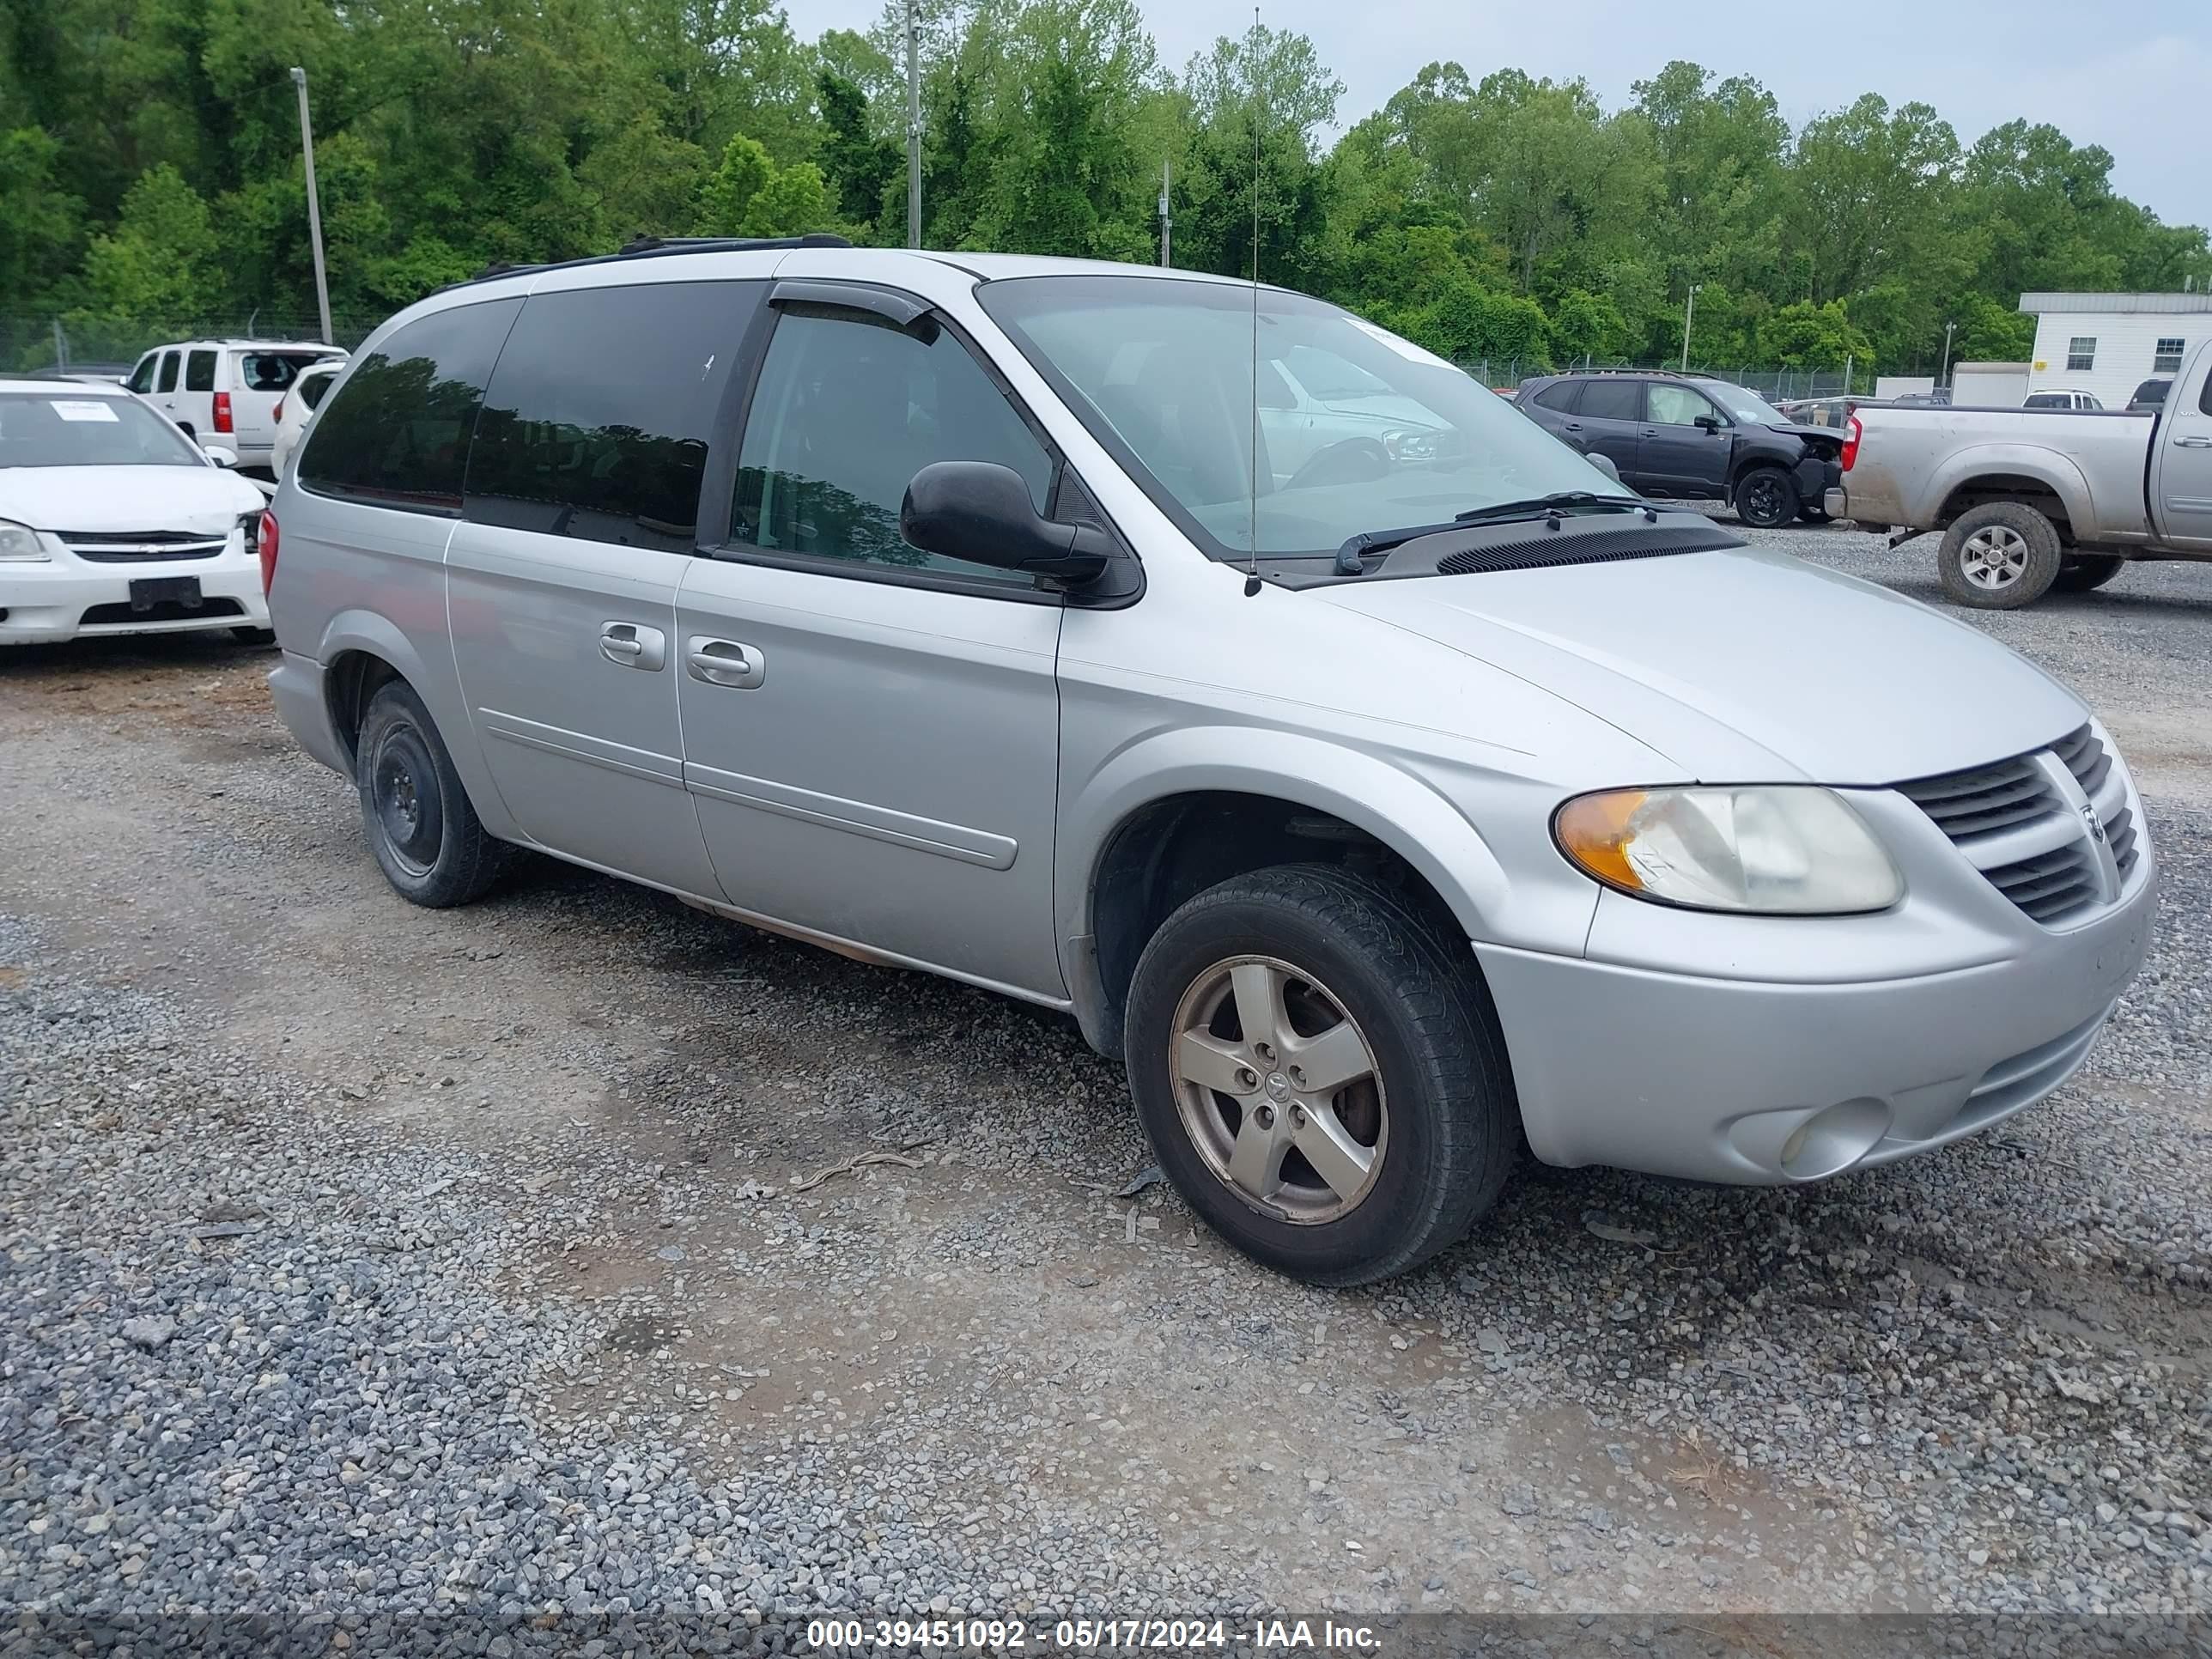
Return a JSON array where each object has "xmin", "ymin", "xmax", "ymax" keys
[
  {"xmin": 1123, "ymin": 864, "xmax": 1516, "ymax": 1285},
  {"xmin": 355, "ymin": 680, "xmax": 514, "ymax": 907}
]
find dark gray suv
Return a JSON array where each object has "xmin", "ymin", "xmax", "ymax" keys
[{"xmin": 1517, "ymin": 371, "xmax": 1846, "ymax": 528}]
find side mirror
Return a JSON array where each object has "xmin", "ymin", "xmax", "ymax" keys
[
  {"xmin": 1583, "ymin": 451, "xmax": 1621, "ymax": 483},
  {"xmin": 202, "ymin": 444, "xmax": 239, "ymax": 468},
  {"xmin": 1692, "ymin": 415, "xmax": 1721, "ymax": 434},
  {"xmin": 901, "ymin": 461, "xmax": 1115, "ymax": 587}
]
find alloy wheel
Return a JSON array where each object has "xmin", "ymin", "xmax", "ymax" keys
[
  {"xmin": 1167, "ymin": 955, "xmax": 1388, "ymax": 1224},
  {"xmin": 1959, "ymin": 525, "xmax": 2030, "ymax": 590}
]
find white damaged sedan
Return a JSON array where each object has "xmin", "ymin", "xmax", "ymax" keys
[{"xmin": 1, "ymin": 374, "xmax": 272, "ymax": 646}]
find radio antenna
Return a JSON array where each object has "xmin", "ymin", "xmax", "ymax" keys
[{"xmin": 1243, "ymin": 5, "xmax": 1263, "ymax": 597}]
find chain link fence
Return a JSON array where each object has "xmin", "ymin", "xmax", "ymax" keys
[{"xmin": 3, "ymin": 313, "xmax": 383, "ymax": 376}]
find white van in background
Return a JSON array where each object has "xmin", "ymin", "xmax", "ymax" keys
[{"xmin": 124, "ymin": 340, "xmax": 349, "ymax": 473}]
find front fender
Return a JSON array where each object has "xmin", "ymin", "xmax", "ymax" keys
[
  {"xmin": 1058, "ymin": 724, "xmax": 1551, "ymax": 957},
  {"xmin": 1923, "ymin": 443, "xmax": 2095, "ymax": 532}
]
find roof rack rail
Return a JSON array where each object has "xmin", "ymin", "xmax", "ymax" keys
[{"xmin": 447, "ymin": 232, "xmax": 856, "ymax": 297}]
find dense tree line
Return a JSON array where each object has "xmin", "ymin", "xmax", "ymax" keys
[{"xmin": 5, "ymin": 0, "xmax": 2208, "ymax": 374}]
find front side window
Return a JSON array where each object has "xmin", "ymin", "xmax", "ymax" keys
[
  {"xmin": 978, "ymin": 275, "xmax": 1623, "ymax": 561},
  {"xmin": 185, "ymin": 349, "xmax": 216, "ymax": 392},
  {"xmin": 155, "ymin": 351, "xmax": 180, "ymax": 393},
  {"xmin": 732, "ymin": 307, "xmax": 1055, "ymax": 584},
  {"xmin": 126, "ymin": 355, "xmax": 157, "ymax": 394},
  {"xmin": 0, "ymin": 392, "xmax": 204, "ymax": 468},
  {"xmin": 465, "ymin": 282, "xmax": 754, "ymax": 551},
  {"xmin": 1646, "ymin": 384, "xmax": 1718, "ymax": 427},
  {"xmin": 298, "ymin": 299, "xmax": 520, "ymax": 514},
  {"xmin": 2067, "ymin": 337, "xmax": 2096, "ymax": 372},
  {"xmin": 2154, "ymin": 337, "xmax": 2185, "ymax": 374}
]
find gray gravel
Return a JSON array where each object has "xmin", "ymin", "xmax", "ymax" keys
[{"xmin": 2, "ymin": 520, "xmax": 2208, "ymax": 1627}]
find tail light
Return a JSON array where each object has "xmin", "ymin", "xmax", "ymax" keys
[
  {"xmin": 258, "ymin": 509, "xmax": 279, "ymax": 596},
  {"xmin": 1840, "ymin": 414, "xmax": 1862, "ymax": 472},
  {"xmin": 271, "ymin": 398, "xmax": 285, "ymax": 423},
  {"xmin": 213, "ymin": 392, "xmax": 234, "ymax": 434}
]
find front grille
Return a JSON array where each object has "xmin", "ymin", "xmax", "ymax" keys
[
  {"xmin": 1898, "ymin": 723, "xmax": 2141, "ymax": 926},
  {"xmin": 62, "ymin": 530, "xmax": 228, "ymax": 563}
]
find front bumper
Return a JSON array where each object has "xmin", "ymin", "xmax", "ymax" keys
[
  {"xmin": 1475, "ymin": 854, "xmax": 2156, "ymax": 1185},
  {"xmin": 0, "ymin": 544, "xmax": 268, "ymax": 644}
]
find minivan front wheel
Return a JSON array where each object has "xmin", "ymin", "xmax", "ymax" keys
[
  {"xmin": 354, "ymin": 680, "xmax": 514, "ymax": 907},
  {"xmin": 1124, "ymin": 864, "xmax": 1516, "ymax": 1285}
]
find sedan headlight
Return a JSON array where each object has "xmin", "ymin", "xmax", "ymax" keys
[
  {"xmin": 0, "ymin": 518, "xmax": 50, "ymax": 562},
  {"xmin": 1554, "ymin": 786, "xmax": 1902, "ymax": 915}
]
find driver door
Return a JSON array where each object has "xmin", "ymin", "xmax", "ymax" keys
[{"xmin": 1638, "ymin": 382, "xmax": 1731, "ymax": 495}]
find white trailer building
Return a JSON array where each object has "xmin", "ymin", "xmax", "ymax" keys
[{"xmin": 2019, "ymin": 291, "xmax": 2212, "ymax": 409}]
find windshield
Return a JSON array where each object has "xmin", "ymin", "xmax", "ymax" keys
[
  {"xmin": 976, "ymin": 275, "xmax": 1624, "ymax": 558},
  {"xmin": 0, "ymin": 392, "xmax": 203, "ymax": 468},
  {"xmin": 1703, "ymin": 382, "xmax": 1788, "ymax": 425}
]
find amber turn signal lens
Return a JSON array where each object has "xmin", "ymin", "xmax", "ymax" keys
[{"xmin": 1554, "ymin": 789, "xmax": 1650, "ymax": 892}]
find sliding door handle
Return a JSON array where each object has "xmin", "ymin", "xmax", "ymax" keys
[{"xmin": 685, "ymin": 636, "xmax": 767, "ymax": 690}]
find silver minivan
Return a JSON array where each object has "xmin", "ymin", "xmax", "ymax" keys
[{"xmin": 264, "ymin": 238, "xmax": 2155, "ymax": 1285}]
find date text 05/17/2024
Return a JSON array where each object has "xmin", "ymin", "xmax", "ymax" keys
[{"xmin": 805, "ymin": 1619, "xmax": 1382, "ymax": 1652}]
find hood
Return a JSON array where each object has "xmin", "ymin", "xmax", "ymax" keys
[
  {"xmin": 1316, "ymin": 393, "xmax": 1446, "ymax": 428},
  {"xmin": 1316, "ymin": 543, "xmax": 2086, "ymax": 784},
  {"xmin": 0, "ymin": 464, "xmax": 266, "ymax": 534},
  {"xmin": 1766, "ymin": 422, "xmax": 1844, "ymax": 453}
]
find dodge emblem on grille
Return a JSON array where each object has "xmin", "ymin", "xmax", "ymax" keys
[{"xmin": 2081, "ymin": 803, "xmax": 2106, "ymax": 844}]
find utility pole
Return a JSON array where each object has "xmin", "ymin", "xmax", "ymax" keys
[
  {"xmin": 1680, "ymin": 283, "xmax": 1701, "ymax": 372},
  {"xmin": 291, "ymin": 68, "xmax": 333, "ymax": 346},
  {"xmin": 905, "ymin": 0, "xmax": 921, "ymax": 249},
  {"xmin": 1941, "ymin": 319, "xmax": 1957, "ymax": 386},
  {"xmin": 1158, "ymin": 158, "xmax": 1171, "ymax": 267}
]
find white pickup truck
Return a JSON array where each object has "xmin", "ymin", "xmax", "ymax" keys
[{"xmin": 1828, "ymin": 337, "xmax": 2212, "ymax": 607}]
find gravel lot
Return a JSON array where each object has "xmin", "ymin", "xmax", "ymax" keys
[{"xmin": 3, "ymin": 522, "xmax": 2209, "ymax": 1635}]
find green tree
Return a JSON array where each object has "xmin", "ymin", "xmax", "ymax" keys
[{"xmin": 71, "ymin": 163, "xmax": 219, "ymax": 328}]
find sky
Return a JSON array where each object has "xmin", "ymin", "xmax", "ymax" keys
[{"xmin": 793, "ymin": 0, "xmax": 2212, "ymax": 233}]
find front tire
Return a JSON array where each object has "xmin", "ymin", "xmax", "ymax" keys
[
  {"xmin": 1733, "ymin": 465, "xmax": 1800, "ymax": 529},
  {"xmin": 2054, "ymin": 554, "xmax": 2126, "ymax": 593},
  {"xmin": 354, "ymin": 680, "xmax": 513, "ymax": 907},
  {"xmin": 1937, "ymin": 501, "xmax": 2062, "ymax": 609},
  {"xmin": 1123, "ymin": 864, "xmax": 1516, "ymax": 1285}
]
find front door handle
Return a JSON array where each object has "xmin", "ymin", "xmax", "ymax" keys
[
  {"xmin": 1562, "ymin": 421, "xmax": 1583, "ymax": 432},
  {"xmin": 685, "ymin": 636, "xmax": 767, "ymax": 690},
  {"xmin": 599, "ymin": 620, "xmax": 666, "ymax": 671},
  {"xmin": 2176, "ymin": 435, "xmax": 2212, "ymax": 449}
]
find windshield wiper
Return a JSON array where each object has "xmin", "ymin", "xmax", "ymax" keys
[
  {"xmin": 1331, "ymin": 493, "xmax": 1650, "ymax": 574},
  {"xmin": 1453, "ymin": 491, "xmax": 1647, "ymax": 524}
]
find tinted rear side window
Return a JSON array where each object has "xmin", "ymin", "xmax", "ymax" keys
[
  {"xmin": 1531, "ymin": 381, "xmax": 1582, "ymax": 412},
  {"xmin": 156, "ymin": 352, "xmax": 180, "ymax": 393},
  {"xmin": 185, "ymin": 349, "xmax": 216, "ymax": 392},
  {"xmin": 464, "ymin": 281, "xmax": 759, "ymax": 551},
  {"xmin": 1577, "ymin": 380, "xmax": 1640, "ymax": 421},
  {"xmin": 299, "ymin": 300, "xmax": 520, "ymax": 514}
]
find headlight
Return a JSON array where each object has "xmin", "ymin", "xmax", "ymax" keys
[
  {"xmin": 1554, "ymin": 786, "xmax": 1902, "ymax": 915},
  {"xmin": 1383, "ymin": 428, "xmax": 1437, "ymax": 461},
  {"xmin": 0, "ymin": 518, "xmax": 49, "ymax": 562}
]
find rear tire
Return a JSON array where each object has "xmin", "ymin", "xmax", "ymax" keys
[
  {"xmin": 1733, "ymin": 465, "xmax": 1800, "ymax": 529},
  {"xmin": 2054, "ymin": 554, "xmax": 2126, "ymax": 593},
  {"xmin": 230, "ymin": 626, "xmax": 276, "ymax": 647},
  {"xmin": 354, "ymin": 680, "xmax": 513, "ymax": 907},
  {"xmin": 1796, "ymin": 505, "xmax": 1832, "ymax": 525},
  {"xmin": 1122, "ymin": 863, "xmax": 1517, "ymax": 1286},
  {"xmin": 1937, "ymin": 501, "xmax": 2063, "ymax": 609}
]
